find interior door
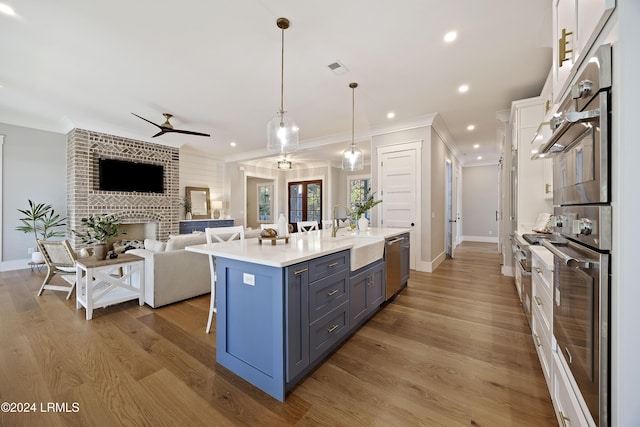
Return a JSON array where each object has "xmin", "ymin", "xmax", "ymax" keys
[{"xmin": 378, "ymin": 143, "xmax": 420, "ymax": 270}]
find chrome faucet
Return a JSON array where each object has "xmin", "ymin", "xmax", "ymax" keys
[{"xmin": 331, "ymin": 204, "xmax": 351, "ymax": 238}]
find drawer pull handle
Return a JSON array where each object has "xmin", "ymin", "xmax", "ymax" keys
[
  {"xmin": 534, "ymin": 334, "xmax": 542, "ymax": 348},
  {"xmin": 559, "ymin": 410, "xmax": 571, "ymax": 427},
  {"xmin": 327, "ymin": 289, "xmax": 339, "ymax": 296},
  {"xmin": 327, "ymin": 324, "xmax": 339, "ymax": 333},
  {"xmin": 328, "ymin": 262, "xmax": 339, "ymax": 268},
  {"xmin": 535, "ymin": 296, "xmax": 543, "ymax": 306},
  {"xmin": 294, "ymin": 267, "xmax": 308, "ymax": 276}
]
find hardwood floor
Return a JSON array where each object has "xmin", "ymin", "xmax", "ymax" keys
[{"xmin": 0, "ymin": 242, "xmax": 556, "ymax": 426}]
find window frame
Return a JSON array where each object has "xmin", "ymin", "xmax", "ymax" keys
[{"xmin": 288, "ymin": 179, "xmax": 323, "ymax": 230}]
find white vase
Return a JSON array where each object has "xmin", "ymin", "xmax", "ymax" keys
[
  {"xmin": 358, "ymin": 214, "xmax": 369, "ymax": 232},
  {"xmin": 31, "ymin": 251, "xmax": 44, "ymax": 264},
  {"xmin": 186, "ymin": 212, "xmax": 192, "ymax": 220},
  {"xmin": 277, "ymin": 213, "xmax": 288, "ymax": 237}
]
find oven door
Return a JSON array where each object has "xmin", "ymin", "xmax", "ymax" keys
[
  {"xmin": 553, "ymin": 92, "xmax": 609, "ymax": 206},
  {"xmin": 542, "ymin": 239, "xmax": 609, "ymax": 425}
]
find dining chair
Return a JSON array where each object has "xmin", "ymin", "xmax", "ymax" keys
[
  {"xmin": 260, "ymin": 223, "xmax": 278, "ymax": 230},
  {"xmin": 296, "ymin": 220, "xmax": 319, "ymax": 233},
  {"xmin": 321, "ymin": 219, "xmax": 333, "ymax": 230},
  {"xmin": 204, "ymin": 226, "xmax": 245, "ymax": 333},
  {"xmin": 36, "ymin": 239, "xmax": 78, "ymax": 299}
]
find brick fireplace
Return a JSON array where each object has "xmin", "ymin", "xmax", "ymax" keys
[{"xmin": 67, "ymin": 128, "xmax": 180, "ymax": 248}]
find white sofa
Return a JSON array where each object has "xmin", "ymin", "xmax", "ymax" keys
[{"xmin": 127, "ymin": 233, "xmax": 211, "ymax": 308}]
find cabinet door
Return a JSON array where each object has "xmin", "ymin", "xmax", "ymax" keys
[
  {"xmin": 350, "ymin": 268, "xmax": 369, "ymax": 326},
  {"xmin": 553, "ymin": 0, "xmax": 577, "ymax": 102},
  {"xmin": 286, "ymin": 263, "xmax": 309, "ymax": 382},
  {"xmin": 576, "ymin": 0, "xmax": 615, "ymax": 61},
  {"xmin": 367, "ymin": 262, "xmax": 386, "ymax": 311}
]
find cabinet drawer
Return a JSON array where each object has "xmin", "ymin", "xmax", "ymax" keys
[
  {"xmin": 532, "ymin": 273, "xmax": 553, "ymax": 334},
  {"xmin": 308, "ymin": 251, "xmax": 349, "ymax": 283},
  {"xmin": 553, "ymin": 352, "xmax": 592, "ymax": 427},
  {"xmin": 309, "ymin": 271, "xmax": 349, "ymax": 323},
  {"xmin": 532, "ymin": 303, "xmax": 553, "ymax": 395},
  {"xmin": 533, "ymin": 264, "xmax": 553, "ymax": 297},
  {"xmin": 309, "ymin": 302, "xmax": 349, "ymax": 362}
]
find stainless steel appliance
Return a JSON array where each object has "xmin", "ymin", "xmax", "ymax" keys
[
  {"xmin": 385, "ymin": 233, "xmax": 409, "ymax": 300},
  {"xmin": 540, "ymin": 43, "xmax": 612, "ymax": 427}
]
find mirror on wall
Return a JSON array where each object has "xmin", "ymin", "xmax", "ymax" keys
[{"xmin": 185, "ymin": 186, "xmax": 210, "ymax": 219}]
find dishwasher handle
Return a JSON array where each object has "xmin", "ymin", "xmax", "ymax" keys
[{"xmin": 386, "ymin": 236, "xmax": 405, "ymax": 245}]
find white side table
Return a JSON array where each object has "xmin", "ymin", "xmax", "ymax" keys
[{"xmin": 75, "ymin": 253, "xmax": 145, "ymax": 320}]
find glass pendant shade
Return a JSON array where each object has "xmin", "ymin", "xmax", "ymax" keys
[
  {"xmin": 267, "ymin": 112, "xmax": 299, "ymax": 153},
  {"xmin": 342, "ymin": 145, "xmax": 363, "ymax": 171}
]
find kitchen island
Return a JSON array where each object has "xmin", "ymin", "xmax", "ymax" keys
[{"xmin": 186, "ymin": 227, "xmax": 409, "ymax": 401}]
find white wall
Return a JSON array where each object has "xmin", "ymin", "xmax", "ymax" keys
[
  {"xmin": 179, "ymin": 147, "xmax": 224, "ymax": 220},
  {"xmin": 461, "ymin": 164, "xmax": 499, "ymax": 242},
  {"xmin": 0, "ymin": 123, "xmax": 66, "ymax": 269}
]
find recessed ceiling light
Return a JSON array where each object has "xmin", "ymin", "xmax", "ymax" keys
[
  {"xmin": 458, "ymin": 84, "xmax": 469, "ymax": 93},
  {"xmin": 467, "ymin": 125, "xmax": 475, "ymax": 131},
  {"xmin": 473, "ymin": 144, "xmax": 480, "ymax": 149},
  {"xmin": 444, "ymin": 31, "xmax": 457, "ymax": 43},
  {"xmin": 0, "ymin": 3, "xmax": 16, "ymax": 15},
  {"xmin": 230, "ymin": 142, "xmax": 237, "ymax": 147},
  {"xmin": 477, "ymin": 156, "xmax": 483, "ymax": 160},
  {"xmin": 387, "ymin": 112, "xmax": 395, "ymax": 119}
]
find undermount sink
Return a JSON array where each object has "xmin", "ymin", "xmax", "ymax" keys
[{"xmin": 323, "ymin": 233, "xmax": 384, "ymax": 271}]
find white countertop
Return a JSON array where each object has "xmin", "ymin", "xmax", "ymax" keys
[{"xmin": 185, "ymin": 227, "xmax": 410, "ymax": 268}]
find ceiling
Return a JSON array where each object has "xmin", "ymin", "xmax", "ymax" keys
[{"xmin": 0, "ymin": 0, "xmax": 552, "ymax": 168}]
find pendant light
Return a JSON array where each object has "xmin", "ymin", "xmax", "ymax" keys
[
  {"xmin": 277, "ymin": 155, "xmax": 292, "ymax": 170},
  {"xmin": 342, "ymin": 82, "xmax": 364, "ymax": 171},
  {"xmin": 267, "ymin": 17, "xmax": 299, "ymax": 154}
]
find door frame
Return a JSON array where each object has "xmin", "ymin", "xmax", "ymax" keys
[{"xmin": 376, "ymin": 140, "xmax": 422, "ymax": 271}]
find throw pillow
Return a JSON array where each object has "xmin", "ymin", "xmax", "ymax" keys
[{"xmin": 144, "ymin": 238, "xmax": 167, "ymax": 252}]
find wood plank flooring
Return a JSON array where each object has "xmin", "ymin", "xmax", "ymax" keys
[{"xmin": 0, "ymin": 242, "xmax": 556, "ymax": 426}]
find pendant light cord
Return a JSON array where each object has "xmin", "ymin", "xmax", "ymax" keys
[
  {"xmin": 351, "ymin": 84, "xmax": 356, "ymax": 152},
  {"xmin": 280, "ymin": 26, "xmax": 285, "ymax": 116}
]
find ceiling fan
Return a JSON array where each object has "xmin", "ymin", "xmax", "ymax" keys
[{"xmin": 131, "ymin": 112, "xmax": 210, "ymax": 138}]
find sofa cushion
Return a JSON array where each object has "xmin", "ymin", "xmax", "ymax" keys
[
  {"xmin": 165, "ymin": 233, "xmax": 206, "ymax": 251},
  {"xmin": 144, "ymin": 238, "xmax": 167, "ymax": 252},
  {"xmin": 113, "ymin": 239, "xmax": 144, "ymax": 253}
]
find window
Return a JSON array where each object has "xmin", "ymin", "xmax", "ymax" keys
[
  {"xmin": 257, "ymin": 184, "xmax": 273, "ymax": 222},
  {"xmin": 289, "ymin": 180, "xmax": 322, "ymax": 229},
  {"xmin": 349, "ymin": 176, "xmax": 372, "ymax": 220}
]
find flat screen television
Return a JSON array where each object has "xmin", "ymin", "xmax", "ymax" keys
[{"xmin": 98, "ymin": 158, "xmax": 164, "ymax": 193}]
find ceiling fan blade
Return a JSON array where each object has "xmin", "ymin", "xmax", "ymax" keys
[
  {"xmin": 131, "ymin": 112, "xmax": 163, "ymax": 129},
  {"xmin": 170, "ymin": 128, "xmax": 211, "ymax": 137},
  {"xmin": 151, "ymin": 130, "xmax": 166, "ymax": 138}
]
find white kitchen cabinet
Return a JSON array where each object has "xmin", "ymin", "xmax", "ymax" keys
[
  {"xmin": 552, "ymin": 0, "xmax": 616, "ymax": 103},
  {"xmin": 510, "ymin": 97, "xmax": 553, "ymax": 232},
  {"xmin": 553, "ymin": 352, "xmax": 593, "ymax": 427},
  {"xmin": 531, "ymin": 246, "xmax": 555, "ymax": 397}
]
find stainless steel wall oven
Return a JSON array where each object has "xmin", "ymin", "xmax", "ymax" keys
[{"xmin": 540, "ymin": 43, "xmax": 612, "ymax": 427}]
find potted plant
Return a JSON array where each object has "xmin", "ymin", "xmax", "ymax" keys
[
  {"xmin": 353, "ymin": 188, "xmax": 382, "ymax": 231},
  {"xmin": 16, "ymin": 200, "xmax": 67, "ymax": 263},
  {"xmin": 182, "ymin": 196, "xmax": 192, "ymax": 220},
  {"xmin": 72, "ymin": 213, "xmax": 123, "ymax": 260}
]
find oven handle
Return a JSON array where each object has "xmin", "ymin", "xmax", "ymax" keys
[
  {"xmin": 542, "ymin": 108, "xmax": 600, "ymax": 154},
  {"xmin": 541, "ymin": 240, "xmax": 600, "ymax": 269}
]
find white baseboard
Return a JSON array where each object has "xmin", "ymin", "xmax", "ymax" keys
[
  {"xmin": 502, "ymin": 265, "xmax": 514, "ymax": 277},
  {"xmin": 415, "ymin": 260, "xmax": 433, "ymax": 273},
  {"xmin": 0, "ymin": 258, "xmax": 31, "ymax": 272},
  {"xmin": 461, "ymin": 235, "xmax": 499, "ymax": 243}
]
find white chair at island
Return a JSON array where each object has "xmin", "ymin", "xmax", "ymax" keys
[
  {"xmin": 296, "ymin": 220, "xmax": 318, "ymax": 233},
  {"xmin": 204, "ymin": 225, "xmax": 245, "ymax": 333},
  {"xmin": 260, "ymin": 223, "xmax": 278, "ymax": 230}
]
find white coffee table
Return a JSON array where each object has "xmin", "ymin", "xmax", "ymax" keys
[{"xmin": 75, "ymin": 253, "xmax": 144, "ymax": 320}]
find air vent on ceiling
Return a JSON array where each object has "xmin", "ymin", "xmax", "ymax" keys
[{"xmin": 327, "ymin": 60, "xmax": 349, "ymax": 75}]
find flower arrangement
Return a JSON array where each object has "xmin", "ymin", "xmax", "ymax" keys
[
  {"xmin": 353, "ymin": 188, "xmax": 382, "ymax": 219},
  {"xmin": 181, "ymin": 196, "xmax": 192, "ymax": 216}
]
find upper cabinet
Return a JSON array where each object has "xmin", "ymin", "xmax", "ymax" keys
[{"xmin": 552, "ymin": 0, "xmax": 616, "ymax": 103}]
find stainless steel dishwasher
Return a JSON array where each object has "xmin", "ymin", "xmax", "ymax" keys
[{"xmin": 385, "ymin": 233, "xmax": 409, "ymax": 300}]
